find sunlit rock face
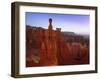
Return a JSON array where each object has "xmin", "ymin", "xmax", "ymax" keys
[
  {"xmin": 26, "ymin": 18, "xmax": 89, "ymax": 67},
  {"xmin": 40, "ymin": 18, "xmax": 58, "ymax": 66}
]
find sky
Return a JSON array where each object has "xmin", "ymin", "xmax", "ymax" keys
[{"xmin": 26, "ymin": 12, "xmax": 90, "ymax": 35}]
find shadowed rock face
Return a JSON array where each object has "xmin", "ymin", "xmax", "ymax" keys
[{"xmin": 26, "ymin": 18, "xmax": 89, "ymax": 67}]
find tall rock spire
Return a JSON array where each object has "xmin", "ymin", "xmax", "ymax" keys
[{"xmin": 48, "ymin": 18, "xmax": 53, "ymax": 30}]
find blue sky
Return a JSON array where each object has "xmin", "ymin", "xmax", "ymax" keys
[{"xmin": 26, "ymin": 12, "xmax": 90, "ymax": 35}]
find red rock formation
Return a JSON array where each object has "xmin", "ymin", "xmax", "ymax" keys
[
  {"xmin": 40, "ymin": 18, "xmax": 58, "ymax": 66},
  {"xmin": 26, "ymin": 18, "xmax": 89, "ymax": 67},
  {"xmin": 81, "ymin": 44, "xmax": 89, "ymax": 64}
]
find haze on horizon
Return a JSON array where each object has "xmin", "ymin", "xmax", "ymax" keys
[{"xmin": 26, "ymin": 12, "xmax": 90, "ymax": 35}]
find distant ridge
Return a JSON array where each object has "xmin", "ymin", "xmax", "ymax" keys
[
  {"xmin": 26, "ymin": 25, "xmax": 44, "ymax": 29},
  {"xmin": 62, "ymin": 31, "xmax": 76, "ymax": 36}
]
